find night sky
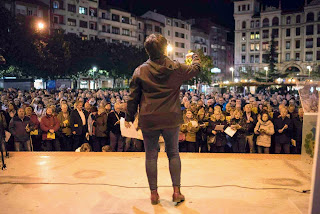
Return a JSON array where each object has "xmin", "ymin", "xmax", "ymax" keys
[{"xmin": 102, "ymin": 0, "xmax": 305, "ymax": 30}]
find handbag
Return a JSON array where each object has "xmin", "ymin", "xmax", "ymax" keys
[
  {"xmin": 179, "ymin": 132, "xmax": 186, "ymax": 142},
  {"xmin": 207, "ymin": 135, "xmax": 216, "ymax": 144}
]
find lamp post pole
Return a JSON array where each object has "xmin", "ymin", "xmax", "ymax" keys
[{"xmin": 264, "ymin": 67, "xmax": 268, "ymax": 82}]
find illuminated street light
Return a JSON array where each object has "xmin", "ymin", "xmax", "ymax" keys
[
  {"xmin": 264, "ymin": 67, "xmax": 268, "ymax": 82},
  {"xmin": 229, "ymin": 67, "xmax": 234, "ymax": 82},
  {"xmin": 92, "ymin": 66, "xmax": 98, "ymax": 89},
  {"xmin": 167, "ymin": 44, "xmax": 173, "ymax": 53},
  {"xmin": 37, "ymin": 22, "xmax": 45, "ymax": 30},
  {"xmin": 307, "ymin": 65, "xmax": 312, "ymax": 78}
]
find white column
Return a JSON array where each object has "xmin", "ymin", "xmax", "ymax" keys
[{"xmin": 309, "ymin": 96, "xmax": 320, "ymax": 214}]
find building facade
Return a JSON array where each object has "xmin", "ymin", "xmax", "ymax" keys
[
  {"xmin": 4, "ymin": 0, "xmax": 50, "ymax": 32},
  {"xmin": 136, "ymin": 16, "xmax": 165, "ymax": 47},
  {"xmin": 190, "ymin": 27, "xmax": 210, "ymax": 56},
  {"xmin": 190, "ymin": 19, "xmax": 233, "ymax": 80},
  {"xmin": 234, "ymin": 0, "xmax": 320, "ymax": 78},
  {"xmin": 141, "ymin": 10, "xmax": 191, "ymax": 63}
]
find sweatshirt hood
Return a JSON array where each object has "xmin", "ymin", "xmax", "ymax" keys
[{"xmin": 146, "ymin": 56, "xmax": 178, "ymax": 80}]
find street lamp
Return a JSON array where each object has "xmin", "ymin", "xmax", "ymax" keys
[
  {"xmin": 264, "ymin": 67, "xmax": 268, "ymax": 82},
  {"xmin": 230, "ymin": 67, "xmax": 234, "ymax": 82},
  {"xmin": 307, "ymin": 65, "xmax": 312, "ymax": 78},
  {"xmin": 92, "ymin": 66, "xmax": 97, "ymax": 89},
  {"xmin": 167, "ymin": 44, "xmax": 173, "ymax": 57},
  {"xmin": 37, "ymin": 22, "xmax": 45, "ymax": 31}
]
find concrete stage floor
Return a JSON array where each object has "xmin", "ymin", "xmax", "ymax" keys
[{"xmin": 0, "ymin": 152, "xmax": 313, "ymax": 214}]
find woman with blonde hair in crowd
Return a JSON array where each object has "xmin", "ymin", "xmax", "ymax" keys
[
  {"xmin": 254, "ymin": 111, "xmax": 274, "ymax": 154},
  {"xmin": 180, "ymin": 110, "xmax": 199, "ymax": 152},
  {"xmin": 206, "ymin": 110, "xmax": 227, "ymax": 153}
]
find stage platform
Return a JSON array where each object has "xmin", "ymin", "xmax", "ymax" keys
[{"xmin": 0, "ymin": 152, "xmax": 313, "ymax": 214}]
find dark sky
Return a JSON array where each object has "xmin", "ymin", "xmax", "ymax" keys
[{"xmin": 103, "ymin": 0, "xmax": 305, "ymax": 29}]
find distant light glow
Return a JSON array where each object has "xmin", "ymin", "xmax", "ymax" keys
[
  {"xmin": 167, "ymin": 45, "xmax": 173, "ymax": 52},
  {"xmin": 37, "ymin": 22, "xmax": 44, "ymax": 30},
  {"xmin": 234, "ymin": 78, "xmax": 239, "ymax": 83}
]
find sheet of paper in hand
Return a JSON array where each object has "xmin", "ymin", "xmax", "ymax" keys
[
  {"xmin": 224, "ymin": 126, "xmax": 237, "ymax": 137},
  {"xmin": 120, "ymin": 117, "xmax": 138, "ymax": 139},
  {"xmin": 214, "ymin": 125, "xmax": 225, "ymax": 131}
]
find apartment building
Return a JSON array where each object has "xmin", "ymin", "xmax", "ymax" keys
[
  {"xmin": 234, "ymin": 0, "xmax": 320, "ymax": 77},
  {"xmin": 141, "ymin": 10, "xmax": 191, "ymax": 63}
]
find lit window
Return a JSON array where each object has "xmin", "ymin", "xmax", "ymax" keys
[
  {"xmin": 79, "ymin": 7, "xmax": 87, "ymax": 15},
  {"xmin": 53, "ymin": 1, "xmax": 59, "ymax": 9},
  {"xmin": 250, "ymin": 32, "xmax": 254, "ymax": 40}
]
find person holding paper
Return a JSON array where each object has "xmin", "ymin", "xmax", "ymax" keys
[
  {"xmin": 125, "ymin": 34, "xmax": 201, "ymax": 205},
  {"xmin": 206, "ymin": 110, "xmax": 227, "ymax": 153},
  {"xmin": 180, "ymin": 110, "xmax": 199, "ymax": 152},
  {"xmin": 254, "ymin": 111, "xmax": 274, "ymax": 154},
  {"xmin": 229, "ymin": 109, "xmax": 247, "ymax": 153},
  {"xmin": 40, "ymin": 106, "xmax": 60, "ymax": 151},
  {"xmin": 26, "ymin": 106, "xmax": 41, "ymax": 151},
  {"xmin": 57, "ymin": 103, "xmax": 72, "ymax": 151}
]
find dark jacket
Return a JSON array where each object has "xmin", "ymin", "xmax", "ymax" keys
[
  {"xmin": 207, "ymin": 120, "xmax": 227, "ymax": 147},
  {"xmin": 292, "ymin": 116, "xmax": 303, "ymax": 143},
  {"xmin": 9, "ymin": 116, "xmax": 31, "ymax": 142},
  {"xmin": 229, "ymin": 118, "xmax": 247, "ymax": 139},
  {"xmin": 95, "ymin": 112, "xmax": 108, "ymax": 137},
  {"xmin": 107, "ymin": 111, "xmax": 125, "ymax": 135},
  {"xmin": 0, "ymin": 110, "xmax": 7, "ymax": 137},
  {"xmin": 70, "ymin": 109, "xmax": 89, "ymax": 135},
  {"xmin": 243, "ymin": 112, "xmax": 257, "ymax": 135},
  {"xmin": 40, "ymin": 114, "xmax": 60, "ymax": 141},
  {"xmin": 274, "ymin": 116, "xmax": 293, "ymax": 144},
  {"xmin": 126, "ymin": 55, "xmax": 201, "ymax": 130}
]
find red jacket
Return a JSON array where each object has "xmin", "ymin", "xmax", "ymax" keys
[
  {"xmin": 40, "ymin": 114, "xmax": 60, "ymax": 141},
  {"xmin": 29, "ymin": 113, "xmax": 40, "ymax": 130}
]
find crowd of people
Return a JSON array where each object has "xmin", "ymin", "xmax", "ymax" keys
[{"xmin": 0, "ymin": 88, "xmax": 304, "ymax": 154}]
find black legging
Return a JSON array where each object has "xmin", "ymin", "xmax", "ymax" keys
[{"xmin": 142, "ymin": 126, "xmax": 181, "ymax": 191}]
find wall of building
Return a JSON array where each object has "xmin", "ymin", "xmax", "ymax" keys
[{"xmin": 234, "ymin": 0, "xmax": 320, "ymax": 78}]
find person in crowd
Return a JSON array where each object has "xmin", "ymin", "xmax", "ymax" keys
[
  {"xmin": 87, "ymin": 106, "xmax": 98, "ymax": 151},
  {"xmin": 70, "ymin": 100, "xmax": 89, "ymax": 151},
  {"xmin": 25, "ymin": 106, "xmax": 41, "ymax": 151},
  {"xmin": 94, "ymin": 107, "xmax": 108, "ymax": 152},
  {"xmin": 40, "ymin": 106, "xmax": 61, "ymax": 151},
  {"xmin": 207, "ymin": 110, "xmax": 227, "ymax": 153},
  {"xmin": 6, "ymin": 103, "xmax": 17, "ymax": 125},
  {"xmin": 254, "ymin": 111, "xmax": 275, "ymax": 154},
  {"xmin": 9, "ymin": 108, "xmax": 32, "ymax": 151},
  {"xmin": 108, "ymin": 103, "xmax": 125, "ymax": 152},
  {"xmin": 197, "ymin": 108, "xmax": 208, "ymax": 153},
  {"xmin": 34, "ymin": 101, "xmax": 46, "ymax": 119},
  {"xmin": 243, "ymin": 104, "xmax": 257, "ymax": 153},
  {"xmin": 292, "ymin": 108, "xmax": 303, "ymax": 154},
  {"xmin": 229, "ymin": 109, "xmax": 247, "ymax": 153},
  {"xmin": 180, "ymin": 110, "xmax": 199, "ymax": 153},
  {"xmin": 0, "ymin": 107, "xmax": 7, "ymax": 154},
  {"xmin": 84, "ymin": 102, "xmax": 92, "ymax": 113},
  {"xmin": 57, "ymin": 103, "xmax": 72, "ymax": 151},
  {"xmin": 274, "ymin": 107, "xmax": 293, "ymax": 154}
]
